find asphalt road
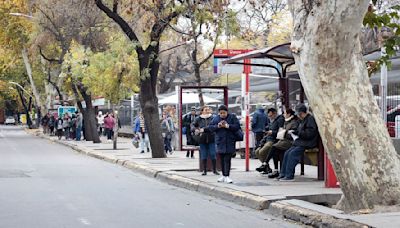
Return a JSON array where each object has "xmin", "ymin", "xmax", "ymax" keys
[{"xmin": 0, "ymin": 125, "xmax": 299, "ymax": 228}]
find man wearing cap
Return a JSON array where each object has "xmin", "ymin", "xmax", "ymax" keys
[
  {"xmin": 278, "ymin": 104, "xmax": 319, "ymax": 181},
  {"xmin": 251, "ymin": 104, "xmax": 269, "ymax": 155},
  {"xmin": 182, "ymin": 106, "xmax": 198, "ymax": 158}
]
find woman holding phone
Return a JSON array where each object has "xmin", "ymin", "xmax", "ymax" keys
[{"xmin": 209, "ymin": 105, "xmax": 240, "ymax": 183}]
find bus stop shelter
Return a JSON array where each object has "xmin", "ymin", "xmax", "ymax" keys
[{"xmin": 221, "ymin": 43, "xmax": 331, "ymax": 184}]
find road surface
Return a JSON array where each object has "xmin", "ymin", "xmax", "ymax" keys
[{"xmin": 0, "ymin": 125, "xmax": 299, "ymax": 228}]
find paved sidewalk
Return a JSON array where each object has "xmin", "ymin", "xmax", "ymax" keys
[{"xmin": 29, "ymin": 129, "xmax": 400, "ymax": 228}]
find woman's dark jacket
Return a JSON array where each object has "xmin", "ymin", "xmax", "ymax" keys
[{"xmin": 193, "ymin": 114, "xmax": 215, "ymax": 144}]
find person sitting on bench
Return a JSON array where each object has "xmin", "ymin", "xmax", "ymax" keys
[
  {"xmin": 255, "ymin": 108, "xmax": 284, "ymax": 174},
  {"xmin": 265, "ymin": 109, "xmax": 299, "ymax": 178},
  {"xmin": 278, "ymin": 104, "xmax": 318, "ymax": 181}
]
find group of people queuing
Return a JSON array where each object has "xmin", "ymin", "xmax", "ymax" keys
[
  {"xmin": 41, "ymin": 111, "xmax": 83, "ymax": 141},
  {"xmin": 252, "ymin": 103, "xmax": 319, "ymax": 181}
]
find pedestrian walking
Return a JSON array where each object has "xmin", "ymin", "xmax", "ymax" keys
[
  {"xmin": 193, "ymin": 106, "xmax": 219, "ymax": 176},
  {"xmin": 134, "ymin": 112, "xmax": 149, "ymax": 153},
  {"xmin": 209, "ymin": 105, "xmax": 240, "ymax": 184},
  {"xmin": 161, "ymin": 112, "xmax": 174, "ymax": 155},
  {"xmin": 75, "ymin": 112, "xmax": 83, "ymax": 141}
]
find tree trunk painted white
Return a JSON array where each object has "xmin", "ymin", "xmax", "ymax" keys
[
  {"xmin": 290, "ymin": 0, "xmax": 400, "ymax": 211},
  {"xmin": 22, "ymin": 48, "xmax": 45, "ymax": 114}
]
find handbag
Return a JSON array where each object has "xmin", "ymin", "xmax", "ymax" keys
[
  {"xmin": 132, "ymin": 134, "xmax": 140, "ymax": 148},
  {"xmin": 276, "ymin": 127, "xmax": 286, "ymax": 140},
  {"xmin": 234, "ymin": 128, "xmax": 244, "ymax": 141}
]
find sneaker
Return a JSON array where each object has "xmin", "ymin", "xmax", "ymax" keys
[
  {"xmin": 217, "ymin": 176, "xmax": 225, "ymax": 182},
  {"xmin": 225, "ymin": 176, "xmax": 233, "ymax": 184},
  {"xmin": 275, "ymin": 175, "xmax": 285, "ymax": 181},
  {"xmin": 279, "ymin": 177, "xmax": 295, "ymax": 182},
  {"xmin": 202, "ymin": 171, "xmax": 207, "ymax": 176},
  {"xmin": 140, "ymin": 150, "xmax": 145, "ymax": 154},
  {"xmin": 268, "ymin": 171, "xmax": 280, "ymax": 179},
  {"xmin": 147, "ymin": 148, "xmax": 150, "ymax": 153},
  {"xmin": 255, "ymin": 165, "xmax": 266, "ymax": 172},
  {"xmin": 213, "ymin": 171, "xmax": 220, "ymax": 175}
]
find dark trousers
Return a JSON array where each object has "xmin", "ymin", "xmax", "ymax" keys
[
  {"xmin": 164, "ymin": 136, "xmax": 172, "ymax": 152},
  {"xmin": 106, "ymin": 128, "xmax": 113, "ymax": 140},
  {"xmin": 265, "ymin": 146, "xmax": 279, "ymax": 170},
  {"xmin": 280, "ymin": 146, "xmax": 305, "ymax": 179},
  {"xmin": 186, "ymin": 150, "xmax": 194, "ymax": 157},
  {"xmin": 219, "ymin": 153, "xmax": 232, "ymax": 177}
]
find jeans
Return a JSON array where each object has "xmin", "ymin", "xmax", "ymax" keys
[
  {"xmin": 106, "ymin": 128, "xmax": 113, "ymax": 140},
  {"xmin": 280, "ymin": 146, "xmax": 305, "ymax": 179},
  {"xmin": 164, "ymin": 136, "xmax": 172, "ymax": 152},
  {"xmin": 76, "ymin": 127, "xmax": 82, "ymax": 141},
  {"xmin": 140, "ymin": 132, "xmax": 149, "ymax": 151},
  {"xmin": 219, "ymin": 153, "xmax": 232, "ymax": 177},
  {"xmin": 199, "ymin": 143, "xmax": 216, "ymax": 160}
]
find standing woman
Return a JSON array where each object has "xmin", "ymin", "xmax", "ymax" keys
[
  {"xmin": 209, "ymin": 105, "xmax": 240, "ymax": 183},
  {"xmin": 194, "ymin": 106, "xmax": 219, "ymax": 176}
]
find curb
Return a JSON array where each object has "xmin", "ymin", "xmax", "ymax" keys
[
  {"xmin": 27, "ymin": 130, "xmax": 371, "ymax": 228},
  {"xmin": 269, "ymin": 201, "xmax": 371, "ymax": 228}
]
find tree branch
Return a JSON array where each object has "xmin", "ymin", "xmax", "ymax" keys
[
  {"xmin": 113, "ymin": 0, "xmax": 118, "ymax": 13},
  {"xmin": 199, "ymin": 35, "xmax": 219, "ymax": 66},
  {"xmin": 38, "ymin": 46, "xmax": 61, "ymax": 63},
  {"xmin": 95, "ymin": 0, "xmax": 144, "ymax": 55}
]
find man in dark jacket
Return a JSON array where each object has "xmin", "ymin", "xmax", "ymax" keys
[
  {"xmin": 252, "ymin": 104, "xmax": 269, "ymax": 152},
  {"xmin": 278, "ymin": 104, "xmax": 319, "ymax": 181},
  {"xmin": 255, "ymin": 108, "xmax": 284, "ymax": 173},
  {"xmin": 182, "ymin": 106, "xmax": 198, "ymax": 158}
]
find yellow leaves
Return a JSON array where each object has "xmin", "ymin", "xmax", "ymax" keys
[{"xmin": 267, "ymin": 9, "xmax": 293, "ymax": 47}]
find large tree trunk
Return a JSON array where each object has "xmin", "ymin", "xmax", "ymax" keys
[
  {"xmin": 73, "ymin": 82, "xmax": 100, "ymax": 143},
  {"xmin": 290, "ymin": 0, "xmax": 400, "ymax": 212},
  {"xmin": 22, "ymin": 48, "xmax": 46, "ymax": 115},
  {"xmin": 139, "ymin": 48, "xmax": 166, "ymax": 158},
  {"xmin": 194, "ymin": 65, "xmax": 205, "ymax": 107}
]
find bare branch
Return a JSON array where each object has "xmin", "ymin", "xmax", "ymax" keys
[
  {"xmin": 38, "ymin": 46, "xmax": 60, "ymax": 63},
  {"xmin": 95, "ymin": 0, "xmax": 144, "ymax": 55}
]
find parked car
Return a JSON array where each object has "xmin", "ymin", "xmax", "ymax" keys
[{"xmin": 5, "ymin": 116, "xmax": 16, "ymax": 125}]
